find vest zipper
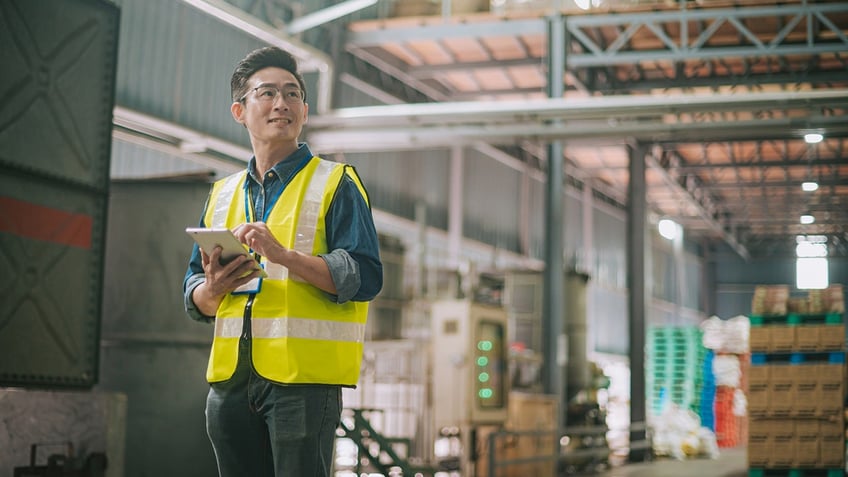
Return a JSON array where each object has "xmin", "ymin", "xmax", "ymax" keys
[
  {"xmin": 242, "ymin": 293, "xmax": 256, "ymax": 340},
  {"xmin": 242, "ymin": 254, "xmax": 262, "ymax": 340}
]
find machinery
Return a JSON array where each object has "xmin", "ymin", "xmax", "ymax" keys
[
  {"xmin": 13, "ymin": 443, "xmax": 107, "ymax": 477},
  {"xmin": 430, "ymin": 299, "xmax": 509, "ymax": 476}
]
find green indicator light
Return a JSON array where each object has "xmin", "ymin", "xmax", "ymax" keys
[
  {"xmin": 477, "ymin": 340, "xmax": 492, "ymax": 351},
  {"xmin": 478, "ymin": 372, "xmax": 490, "ymax": 382},
  {"xmin": 478, "ymin": 388, "xmax": 493, "ymax": 399},
  {"xmin": 476, "ymin": 356, "xmax": 488, "ymax": 367}
]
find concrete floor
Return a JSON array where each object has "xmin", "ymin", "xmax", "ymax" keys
[{"xmin": 589, "ymin": 447, "xmax": 748, "ymax": 477}]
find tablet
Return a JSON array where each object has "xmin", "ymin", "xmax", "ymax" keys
[{"xmin": 186, "ymin": 227, "xmax": 267, "ymax": 278}]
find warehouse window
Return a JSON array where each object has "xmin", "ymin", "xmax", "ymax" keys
[{"xmin": 795, "ymin": 239, "xmax": 828, "ymax": 289}]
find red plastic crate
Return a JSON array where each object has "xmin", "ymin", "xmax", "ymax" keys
[{"xmin": 714, "ymin": 386, "xmax": 738, "ymax": 448}]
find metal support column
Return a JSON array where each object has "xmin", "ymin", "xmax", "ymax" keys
[
  {"xmin": 415, "ymin": 202, "xmax": 427, "ymax": 297},
  {"xmin": 627, "ymin": 142, "xmax": 649, "ymax": 460},
  {"xmin": 542, "ymin": 12, "xmax": 566, "ymax": 430},
  {"xmin": 673, "ymin": 224, "xmax": 685, "ymax": 323},
  {"xmin": 448, "ymin": 145, "xmax": 464, "ymax": 269},
  {"xmin": 702, "ymin": 239, "xmax": 716, "ymax": 317}
]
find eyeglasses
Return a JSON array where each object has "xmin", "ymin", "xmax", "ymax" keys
[{"xmin": 240, "ymin": 85, "xmax": 304, "ymax": 104}]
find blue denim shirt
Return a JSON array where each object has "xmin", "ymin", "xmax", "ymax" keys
[{"xmin": 183, "ymin": 143, "xmax": 383, "ymax": 322}]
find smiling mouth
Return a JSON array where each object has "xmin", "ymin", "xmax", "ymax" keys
[{"xmin": 268, "ymin": 118, "xmax": 291, "ymax": 124}]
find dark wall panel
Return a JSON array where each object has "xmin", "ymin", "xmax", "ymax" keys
[
  {"xmin": 0, "ymin": 0, "xmax": 120, "ymax": 388},
  {"xmin": 96, "ymin": 181, "xmax": 218, "ymax": 477}
]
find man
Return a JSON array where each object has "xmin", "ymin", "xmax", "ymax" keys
[{"xmin": 183, "ymin": 46, "xmax": 383, "ymax": 477}]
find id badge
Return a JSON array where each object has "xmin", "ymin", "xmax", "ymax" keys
[{"xmin": 232, "ymin": 264, "xmax": 264, "ymax": 295}]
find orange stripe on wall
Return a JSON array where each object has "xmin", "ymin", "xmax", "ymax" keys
[{"xmin": 0, "ymin": 196, "xmax": 93, "ymax": 250}]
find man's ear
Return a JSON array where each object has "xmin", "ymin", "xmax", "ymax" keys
[
  {"xmin": 302, "ymin": 102, "xmax": 308, "ymax": 124},
  {"xmin": 231, "ymin": 101, "xmax": 245, "ymax": 125}
]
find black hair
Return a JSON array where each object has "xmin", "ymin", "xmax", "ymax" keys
[{"xmin": 230, "ymin": 46, "xmax": 307, "ymax": 103}]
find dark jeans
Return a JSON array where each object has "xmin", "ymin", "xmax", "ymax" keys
[{"xmin": 206, "ymin": 339, "xmax": 342, "ymax": 477}]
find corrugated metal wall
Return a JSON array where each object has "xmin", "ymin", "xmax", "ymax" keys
[
  {"xmin": 463, "ymin": 149, "xmax": 523, "ymax": 253},
  {"xmin": 343, "ymin": 149, "xmax": 452, "ymax": 231},
  {"xmin": 112, "ymin": 0, "xmax": 265, "ymax": 145},
  {"xmin": 111, "ymin": 139, "xmax": 214, "ymax": 180}
]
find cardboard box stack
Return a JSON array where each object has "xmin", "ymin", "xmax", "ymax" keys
[
  {"xmin": 747, "ymin": 284, "xmax": 846, "ymax": 472},
  {"xmin": 478, "ymin": 391, "xmax": 559, "ymax": 477}
]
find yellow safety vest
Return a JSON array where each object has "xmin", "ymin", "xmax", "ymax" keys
[{"xmin": 203, "ymin": 156, "xmax": 370, "ymax": 386}]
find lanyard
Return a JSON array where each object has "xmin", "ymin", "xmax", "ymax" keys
[
  {"xmin": 244, "ymin": 185, "xmax": 257, "ymax": 223},
  {"xmin": 244, "ymin": 155, "xmax": 313, "ymax": 223},
  {"xmin": 243, "ymin": 178, "xmax": 282, "ymax": 223}
]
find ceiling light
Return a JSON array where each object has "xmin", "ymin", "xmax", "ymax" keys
[
  {"xmin": 800, "ymin": 213, "xmax": 815, "ymax": 225},
  {"xmin": 802, "ymin": 181, "xmax": 819, "ymax": 192},
  {"xmin": 658, "ymin": 218, "xmax": 678, "ymax": 240},
  {"xmin": 796, "ymin": 234, "xmax": 828, "ymax": 244},
  {"xmin": 804, "ymin": 133, "xmax": 824, "ymax": 144},
  {"xmin": 796, "ymin": 241, "xmax": 827, "ymax": 258}
]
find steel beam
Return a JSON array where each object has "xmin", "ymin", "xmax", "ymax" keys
[
  {"xmin": 305, "ymin": 114, "xmax": 848, "ymax": 153},
  {"xmin": 306, "ymin": 89, "xmax": 848, "ymax": 129},
  {"xmin": 345, "ymin": 3, "xmax": 848, "ymax": 68},
  {"xmin": 644, "ymin": 150, "xmax": 751, "ymax": 260},
  {"xmin": 285, "ymin": 0, "xmax": 377, "ymax": 35}
]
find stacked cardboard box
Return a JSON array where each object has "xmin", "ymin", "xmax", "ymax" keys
[
  {"xmin": 477, "ymin": 391, "xmax": 558, "ymax": 477},
  {"xmin": 747, "ymin": 284, "xmax": 846, "ymax": 471},
  {"xmin": 751, "ymin": 285, "xmax": 790, "ymax": 316},
  {"xmin": 749, "ymin": 315, "xmax": 845, "ymax": 353},
  {"xmin": 752, "ymin": 284, "xmax": 845, "ymax": 316},
  {"xmin": 811, "ymin": 284, "xmax": 846, "ymax": 314},
  {"xmin": 750, "ymin": 284, "xmax": 847, "ymax": 354}
]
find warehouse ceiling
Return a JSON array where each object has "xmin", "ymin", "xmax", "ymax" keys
[
  {"xmin": 315, "ymin": 0, "xmax": 848, "ymax": 259},
  {"xmin": 163, "ymin": 0, "xmax": 848, "ymax": 259}
]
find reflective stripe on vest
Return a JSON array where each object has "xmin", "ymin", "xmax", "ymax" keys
[
  {"xmin": 215, "ymin": 315, "xmax": 365, "ymax": 342},
  {"xmin": 211, "ymin": 173, "xmax": 244, "ymax": 228},
  {"xmin": 267, "ymin": 159, "xmax": 334, "ymax": 281}
]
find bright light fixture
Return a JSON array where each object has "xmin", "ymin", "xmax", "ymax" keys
[
  {"xmin": 574, "ymin": 0, "xmax": 601, "ymax": 9},
  {"xmin": 800, "ymin": 213, "xmax": 815, "ymax": 225},
  {"xmin": 796, "ymin": 241, "xmax": 827, "ymax": 258},
  {"xmin": 801, "ymin": 181, "xmax": 819, "ymax": 192},
  {"xmin": 796, "ymin": 234, "xmax": 827, "ymax": 244},
  {"xmin": 796, "ymin": 257, "xmax": 828, "ymax": 289},
  {"xmin": 804, "ymin": 133, "xmax": 824, "ymax": 144},
  {"xmin": 658, "ymin": 218, "xmax": 678, "ymax": 240}
]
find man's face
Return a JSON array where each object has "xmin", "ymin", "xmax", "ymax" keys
[{"xmin": 232, "ymin": 66, "xmax": 308, "ymax": 145}]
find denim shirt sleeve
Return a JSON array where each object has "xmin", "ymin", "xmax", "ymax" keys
[
  {"xmin": 183, "ymin": 208, "xmax": 215, "ymax": 323},
  {"xmin": 184, "ymin": 272, "xmax": 214, "ymax": 323},
  {"xmin": 320, "ymin": 249, "xmax": 360, "ymax": 303},
  {"xmin": 321, "ymin": 172, "xmax": 383, "ymax": 304}
]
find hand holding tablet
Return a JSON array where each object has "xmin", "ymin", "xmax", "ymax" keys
[{"xmin": 186, "ymin": 227, "xmax": 268, "ymax": 278}]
